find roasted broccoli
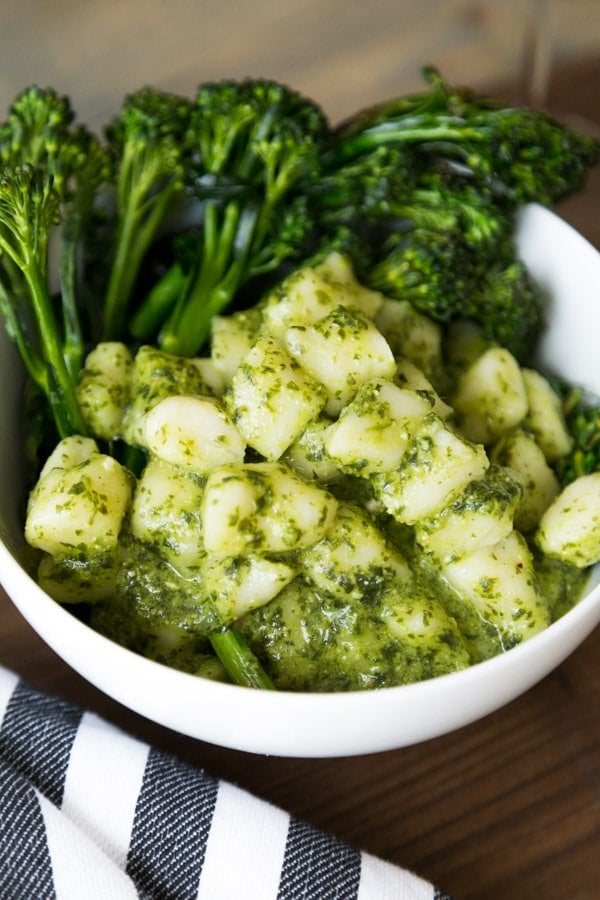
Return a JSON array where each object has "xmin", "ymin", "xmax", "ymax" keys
[
  {"xmin": 367, "ymin": 225, "xmax": 477, "ymax": 324},
  {"xmin": 463, "ymin": 257, "xmax": 543, "ymax": 361},
  {"xmin": 366, "ymin": 222, "xmax": 545, "ymax": 362}
]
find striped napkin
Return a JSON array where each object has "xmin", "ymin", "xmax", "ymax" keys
[{"xmin": 0, "ymin": 665, "xmax": 451, "ymax": 899}]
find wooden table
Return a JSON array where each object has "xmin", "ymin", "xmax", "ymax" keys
[{"xmin": 0, "ymin": 40, "xmax": 599, "ymax": 899}]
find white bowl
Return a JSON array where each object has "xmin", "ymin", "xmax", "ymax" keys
[{"xmin": 0, "ymin": 203, "xmax": 599, "ymax": 758}]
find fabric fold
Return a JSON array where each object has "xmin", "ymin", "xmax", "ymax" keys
[{"xmin": 0, "ymin": 665, "xmax": 450, "ymax": 899}]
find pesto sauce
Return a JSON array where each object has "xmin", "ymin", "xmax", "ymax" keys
[
  {"xmin": 239, "ymin": 573, "xmax": 471, "ymax": 692},
  {"xmin": 531, "ymin": 549, "xmax": 589, "ymax": 622},
  {"xmin": 89, "ymin": 538, "xmax": 223, "ymax": 667}
]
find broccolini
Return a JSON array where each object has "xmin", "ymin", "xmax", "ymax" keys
[
  {"xmin": 132, "ymin": 79, "xmax": 329, "ymax": 356},
  {"xmin": 316, "ymin": 67, "xmax": 599, "ymax": 360},
  {"xmin": 102, "ymin": 87, "xmax": 192, "ymax": 341},
  {"xmin": 0, "ymin": 86, "xmax": 110, "ymax": 437},
  {"xmin": 555, "ymin": 387, "xmax": 600, "ymax": 486}
]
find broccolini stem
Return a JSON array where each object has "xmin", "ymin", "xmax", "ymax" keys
[
  {"xmin": 0, "ymin": 277, "xmax": 46, "ymax": 387},
  {"xmin": 130, "ymin": 260, "xmax": 186, "ymax": 341},
  {"xmin": 21, "ymin": 248, "xmax": 87, "ymax": 438},
  {"xmin": 210, "ymin": 627, "xmax": 275, "ymax": 690},
  {"xmin": 158, "ymin": 201, "xmax": 253, "ymax": 356},
  {"xmin": 58, "ymin": 225, "xmax": 85, "ymax": 381},
  {"xmin": 102, "ymin": 199, "xmax": 146, "ymax": 340},
  {"xmin": 328, "ymin": 118, "xmax": 481, "ymax": 165},
  {"xmin": 102, "ymin": 178, "xmax": 178, "ymax": 341}
]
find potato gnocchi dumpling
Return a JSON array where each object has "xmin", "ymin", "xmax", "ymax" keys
[{"xmin": 26, "ymin": 254, "xmax": 598, "ymax": 690}]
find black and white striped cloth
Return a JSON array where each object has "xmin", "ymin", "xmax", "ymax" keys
[{"xmin": 0, "ymin": 665, "xmax": 452, "ymax": 899}]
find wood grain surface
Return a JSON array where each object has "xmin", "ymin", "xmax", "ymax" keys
[{"xmin": 0, "ymin": 5, "xmax": 599, "ymax": 897}]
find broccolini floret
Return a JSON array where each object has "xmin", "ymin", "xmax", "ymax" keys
[
  {"xmin": 366, "ymin": 226, "xmax": 477, "ymax": 324},
  {"xmin": 463, "ymin": 258, "xmax": 543, "ymax": 361},
  {"xmin": 364, "ymin": 210, "xmax": 544, "ymax": 362}
]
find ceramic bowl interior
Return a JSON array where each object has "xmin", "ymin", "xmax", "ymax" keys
[{"xmin": 0, "ymin": 203, "xmax": 598, "ymax": 757}]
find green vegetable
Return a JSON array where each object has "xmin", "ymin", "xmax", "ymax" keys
[
  {"xmin": 324, "ymin": 67, "xmax": 598, "ymax": 208},
  {"xmin": 555, "ymin": 387, "xmax": 600, "ymax": 486},
  {"xmin": 210, "ymin": 626, "xmax": 275, "ymax": 690},
  {"xmin": 366, "ymin": 226, "xmax": 477, "ymax": 324},
  {"xmin": 462, "ymin": 258, "xmax": 543, "ymax": 362},
  {"xmin": 102, "ymin": 87, "xmax": 192, "ymax": 341},
  {"xmin": 367, "ymin": 228, "xmax": 544, "ymax": 362},
  {"xmin": 0, "ymin": 86, "xmax": 110, "ymax": 437},
  {"xmin": 132, "ymin": 79, "xmax": 329, "ymax": 356},
  {"xmin": 315, "ymin": 67, "xmax": 599, "ymax": 361}
]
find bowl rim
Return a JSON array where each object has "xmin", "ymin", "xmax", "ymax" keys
[{"xmin": 1, "ymin": 534, "xmax": 598, "ymax": 756}]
